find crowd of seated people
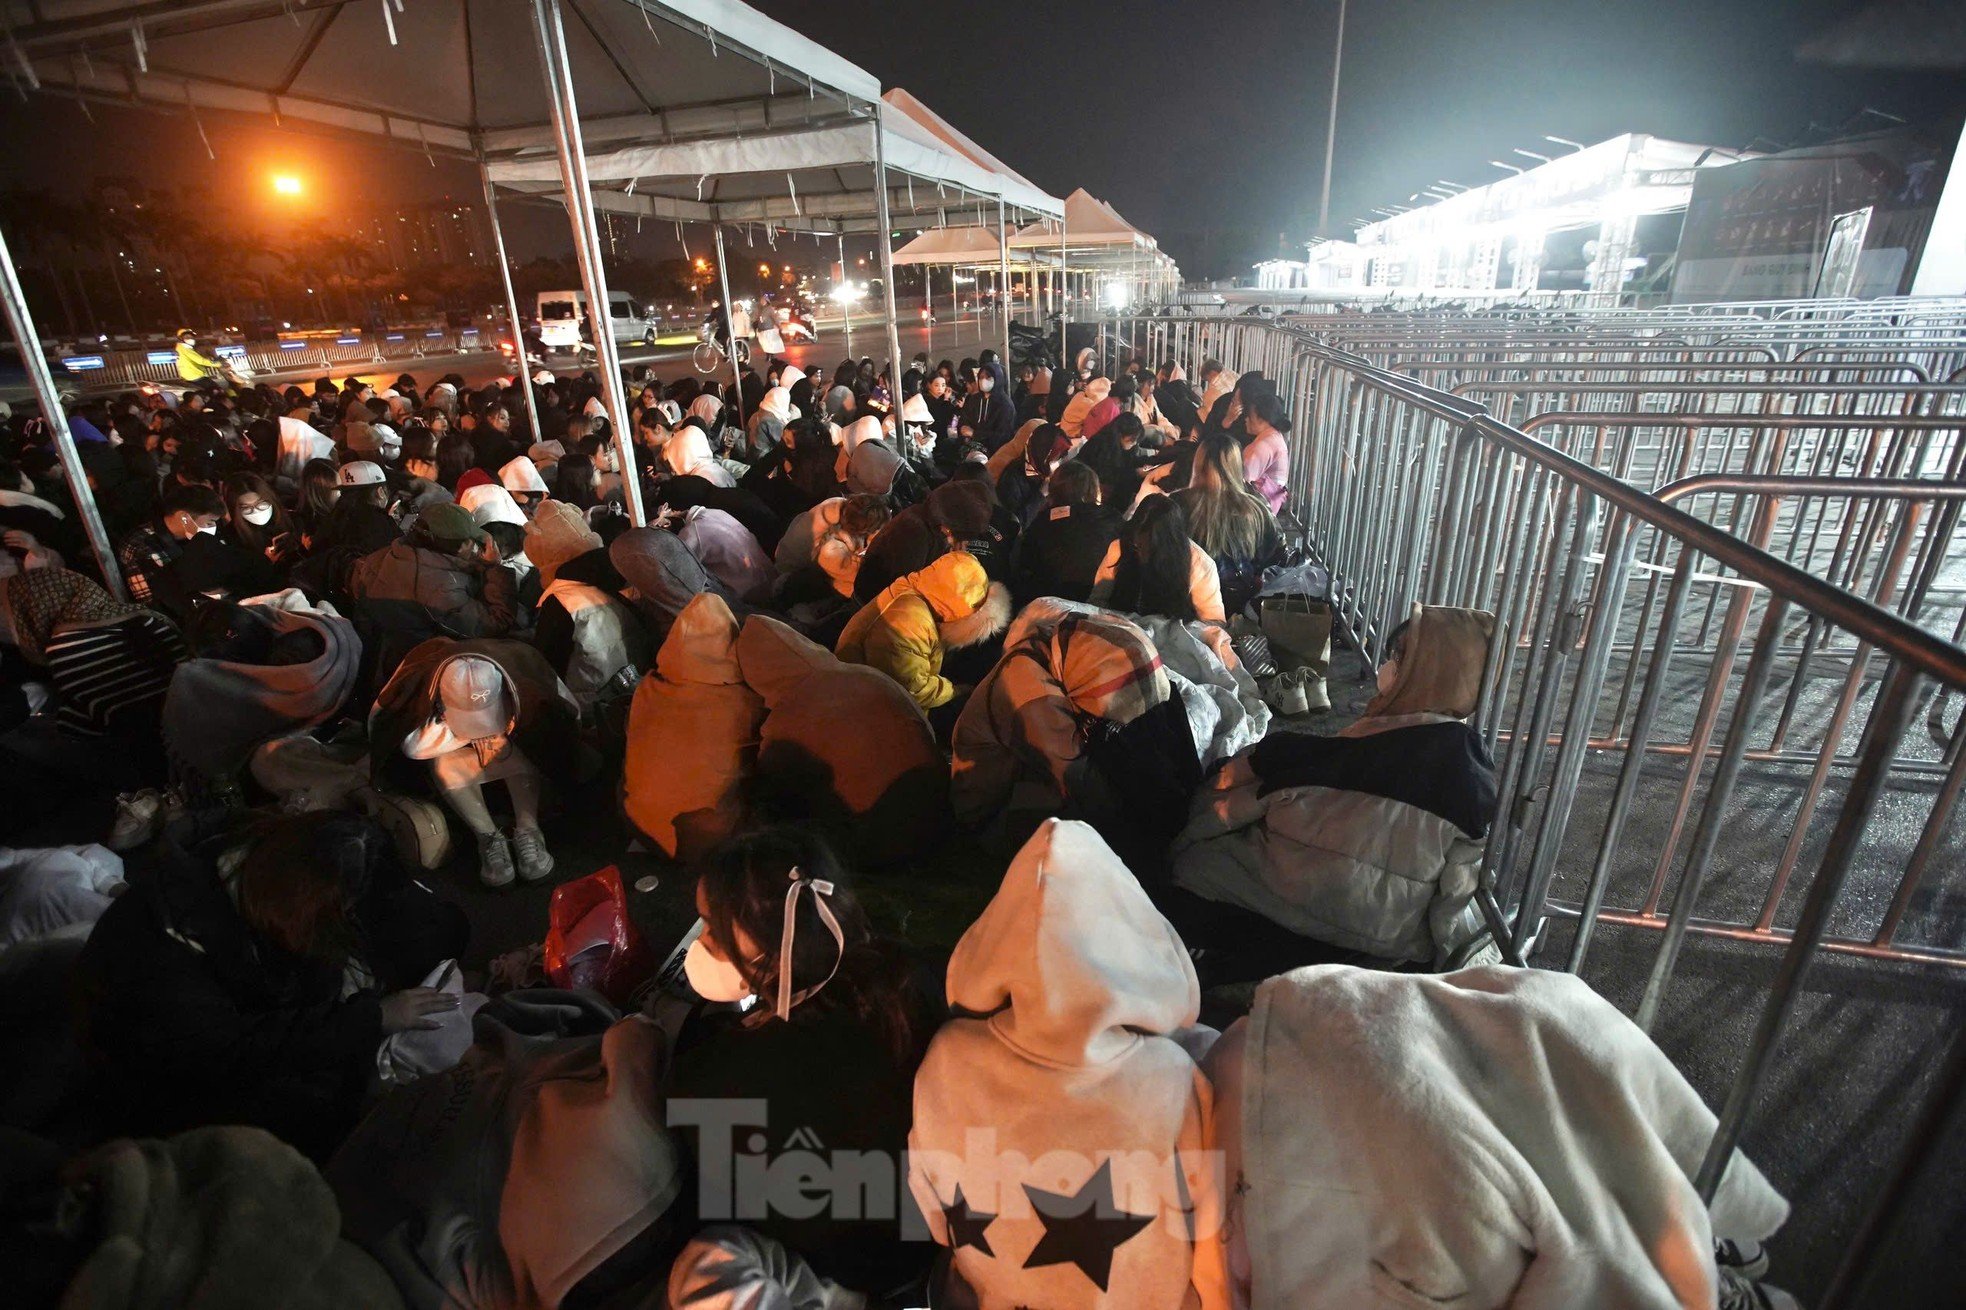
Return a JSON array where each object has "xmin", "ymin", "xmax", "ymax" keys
[{"xmin": 0, "ymin": 346, "xmax": 1799, "ymax": 1309}]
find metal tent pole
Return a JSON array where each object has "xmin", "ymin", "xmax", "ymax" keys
[
  {"xmin": 478, "ymin": 162, "xmax": 543, "ymax": 456},
  {"xmin": 997, "ymin": 196, "xmax": 1012, "ymax": 366},
  {"xmin": 871, "ymin": 122, "xmax": 904, "ymax": 394},
  {"xmin": 528, "ymin": 0, "xmax": 644, "ymax": 525},
  {"xmin": 837, "ymin": 233, "xmax": 851, "ymax": 359},
  {"xmin": 1058, "ymin": 218, "xmax": 1069, "ymax": 372},
  {"xmin": 711, "ymin": 222, "xmax": 743, "ymax": 422},
  {"xmin": 0, "ymin": 226, "xmax": 123, "ymax": 596}
]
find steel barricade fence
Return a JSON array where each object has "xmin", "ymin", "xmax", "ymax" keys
[{"xmin": 1118, "ymin": 314, "xmax": 1966, "ymax": 1300}]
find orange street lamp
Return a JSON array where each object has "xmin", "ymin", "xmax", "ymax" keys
[{"xmin": 271, "ymin": 174, "xmax": 303, "ymax": 197}]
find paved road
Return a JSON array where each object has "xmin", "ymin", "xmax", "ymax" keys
[{"xmin": 4, "ymin": 312, "xmax": 1020, "ymax": 405}]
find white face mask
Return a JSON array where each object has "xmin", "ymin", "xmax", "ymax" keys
[
  {"xmin": 196, "ymin": 522, "xmax": 218, "ymax": 538},
  {"xmin": 683, "ymin": 938, "xmax": 752, "ymax": 1002},
  {"xmin": 240, "ymin": 504, "xmax": 274, "ymax": 526},
  {"xmin": 979, "ymin": 377, "xmax": 995, "ymax": 392},
  {"xmin": 1376, "ymin": 658, "xmax": 1400, "ymax": 695},
  {"xmin": 380, "ymin": 444, "xmax": 402, "ymax": 463}
]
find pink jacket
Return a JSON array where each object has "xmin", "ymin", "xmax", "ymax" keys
[{"xmin": 1242, "ymin": 431, "xmax": 1289, "ymax": 514}]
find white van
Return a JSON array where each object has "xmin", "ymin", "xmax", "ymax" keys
[{"xmin": 536, "ymin": 289, "xmax": 652, "ymax": 351}]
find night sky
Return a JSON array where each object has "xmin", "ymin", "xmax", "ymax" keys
[{"xmin": 0, "ymin": 0, "xmax": 1959, "ymax": 278}]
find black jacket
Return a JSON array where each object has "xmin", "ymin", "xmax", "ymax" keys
[
  {"xmin": 74, "ymin": 817, "xmax": 459, "ymax": 1160},
  {"xmin": 1009, "ymin": 503, "xmax": 1121, "ymax": 608},
  {"xmin": 957, "ymin": 388, "xmax": 1016, "ymax": 454}
]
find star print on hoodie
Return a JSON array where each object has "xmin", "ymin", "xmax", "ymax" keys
[{"xmin": 908, "ymin": 819, "xmax": 1231, "ymax": 1309}]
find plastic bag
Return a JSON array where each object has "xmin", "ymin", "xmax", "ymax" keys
[
  {"xmin": 755, "ymin": 324, "xmax": 786, "ymax": 355},
  {"xmin": 543, "ymin": 866, "xmax": 657, "ymax": 1006}
]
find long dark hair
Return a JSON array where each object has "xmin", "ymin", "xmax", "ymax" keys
[
  {"xmin": 698, "ymin": 828, "xmax": 920, "ymax": 1063},
  {"xmin": 1108, "ymin": 494, "xmax": 1198, "ymax": 621},
  {"xmin": 296, "ymin": 458, "xmax": 340, "ymax": 531},
  {"xmin": 552, "ymin": 454, "xmax": 598, "ymax": 510}
]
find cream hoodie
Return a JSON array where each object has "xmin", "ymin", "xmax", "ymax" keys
[{"xmin": 910, "ymin": 819, "xmax": 1230, "ymax": 1310}]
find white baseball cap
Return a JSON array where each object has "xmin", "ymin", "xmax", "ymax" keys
[
  {"xmin": 335, "ymin": 460, "xmax": 388, "ymax": 488},
  {"xmin": 437, "ymin": 655, "xmax": 512, "ymax": 741}
]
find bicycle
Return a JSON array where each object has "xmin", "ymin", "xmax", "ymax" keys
[{"xmin": 692, "ymin": 322, "xmax": 751, "ymax": 374}]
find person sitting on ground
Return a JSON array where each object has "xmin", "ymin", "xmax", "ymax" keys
[
  {"xmin": 621, "ymin": 593, "xmax": 763, "ymax": 862},
  {"xmin": 664, "ymin": 827, "xmax": 936, "ymax": 1304},
  {"xmin": 222, "ymin": 473, "xmax": 302, "ymax": 574},
  {"xmin": 676, "ymin": 503, "xmax": 775, "ymax": 604},
  {"xmin": 1058, "ymin": 374, "xmax": 1111, "ymax": 439},
  {"xmin": 1090, "ymin": 494, "xmax": 1226, "ymax": 625},
  {"xmin": 0, "ymin": 564, "xmax": 187, "ymax": 758},
  {"xmin": 836, "ymin": 550, "xmax": 1011, "ymax": 733},
  {"xmin": 737, "ymin": 614, "xmax": 949, "ymax": 866},
  {"xmin": 853, "ymin": 477, "xmax": 996, "ymax": 603},
  {"xmin": 1203, "ymin": 964, "xmax": 1793, "ymax": 1310},
  {"xmin": 663, "ymin": 422, "xmax": 738, "ymax": 490},
  {"xmin": 344, "ymin": 503, "xmax": 518, "ymax": 686},
  {"xmin": 956, "ymin": 357, "xmax": 1016, "ymax": 455},
  {"xmin": 1174, "ymin": 435, "xmax": 1283, "ymax": 620},
  {"xmin": 1170, "ymin": 604, "xmax": 1500, "ymax": 969},
  {"xmin": 370, "ymin": 639, "xmax": 581, "ymax": 888},
  {"xmin": 1238, "ymin": 390, "xmax": 1292, "ymax": 515},
  {"xmin": 773, "ymin": 492, "xmax": 890, "ymax": 605},
  {"xmin": 316, "ymin": 460, "xmax": 403, "ymax": 562},
  {"xmin": 951, "ymin": 610, "xmax": 1198, "ymax": 867},
  {"xmin": 909, "ymin": 819, "xmax": 1229, "ymax": 1310},
  {"xmin": 1008, "ymin": 460, "xmax": 1120, "ymax": 608},
  {"xmin": 76, "ymin": 811, "xmax": 468, "ymax": 1161},
  {"xmin": 114, "ymin": 483, "xmax": 224, "ymax": 611},
  {"xmin": 743, "ymin": 384, "xmax": 800, "ymax": 461},
  {"xmin": 524, "ymin": 499, "xmax": 650, "ymax": 710},
  {"xmin": 497, "ymin": 455, "xmax": 549, "ymax": 517},
  {"xmin": 1076, "ymin": 412, "xmax": 1151, "ymax": 509}
]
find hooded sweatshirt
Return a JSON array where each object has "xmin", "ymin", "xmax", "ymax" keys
[
  {"xmin": 1211, "ymin": 965, "xmax": 1788, "ymax": 1310},
  {"xmin": 736, "ymin": 614, "xmax": 948, "ymax": 865},
  {"xmin": 1171, "ymin": 604, "xmax": 1499, "ymax": 963},
  {"xmin": 909, "ymin": 819, "xmax": 1230, "ymax": 1310},
  {"xmin": 622, "ymin": 593, "xmax": 765, "ymax": 860},
  {"xmin": 835, "ymin": 551, "xmax": 1011, "ymax": 710},
  {"xmin": 678, "ymin": 505, "xmax": 774, "ymax": 603},
  {"xmin": 834, "ymin": 415, "xmax": 885, "ymax": 483},
  {"xmin": 498, "ymin": 456, "xmax": 549, "ymax": 498},
  {"xmin": 1059, "ymin": 378, "xmax": 1112, "ymax": 439},
  {"xmin": 665, "ymin": 427, "xmax": 737, "ymax": 488}
]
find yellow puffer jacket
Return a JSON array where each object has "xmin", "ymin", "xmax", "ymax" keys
[{"xmin": 836, "ymin": 551, "xmax": 1011, "ymax": 710}]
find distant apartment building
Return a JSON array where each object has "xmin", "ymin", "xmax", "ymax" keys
[{"xmin": 353, "ymin": 199, "xmax": 489, "ymax": 268}]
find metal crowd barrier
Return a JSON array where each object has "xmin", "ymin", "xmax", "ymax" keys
[{"xmin": 1112, "ymin": 312, "xmax": 1965, "ymax": 1303}]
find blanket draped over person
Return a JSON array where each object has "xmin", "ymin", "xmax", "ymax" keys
[
  {"xmin": 162, "ymin": 599, "xmax": 361, "ymax": 782},
  {"xmin": 1218, "ymin": 964, "xmax": 1789, "ymax": 1310},
  {"xmin": 1006, "ymin": 597, "xmax": 1268, "ymax": 766}
]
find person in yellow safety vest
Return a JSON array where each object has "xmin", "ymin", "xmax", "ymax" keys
[{"xmin": 174, "ymin": 329, "xmax": 224, "ymax": 384}]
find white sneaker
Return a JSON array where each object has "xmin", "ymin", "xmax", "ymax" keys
[
  {"xmin": 1717, "ymin": 1268, "xmax": 1800, "ymax": 1310},
  {"xmin": 1271, "ymin": 672, "xmax": 1309, "ymax": 716},
  {"xmin": 478, "ymin": 832, "xmax": 516, "ymax": 889},
  {"xmin": 512, "ymin": 826, "xmax": 555, "ymax": 884},
  {"xmin": 106, "ymin": 789, "xmax": 162, "ymax": 851},
  {"xmin": 1301, "ymin": 673, "xmax": 1331, "ymax": 713}
]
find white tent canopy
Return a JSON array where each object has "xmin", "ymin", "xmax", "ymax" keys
[
  {"xmin": 488, "ymin": 92, "xmax": 1062, "ymax": 225},
  {"xmin": 6, "ymin": 0, "xmax": 879, "ymax": 158}
]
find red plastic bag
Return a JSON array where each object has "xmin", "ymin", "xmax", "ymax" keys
[{"xmin": 543, "ymin": 866, "xmax": 657, "ymax": 1006}]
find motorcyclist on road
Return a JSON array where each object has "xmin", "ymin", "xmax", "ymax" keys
[{"xmin": 174, "ymin": 330, "xmax": 225, "ymax": 387}]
